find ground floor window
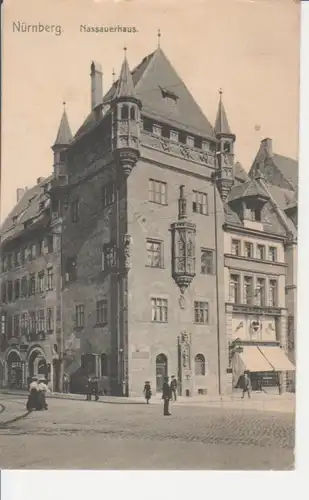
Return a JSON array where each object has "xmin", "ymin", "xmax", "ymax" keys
[{"xmin": 194, "ymin": 354, "xmax": 206, "ymax": 375}]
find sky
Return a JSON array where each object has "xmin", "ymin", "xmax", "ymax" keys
[{"xmin": 1, "ymin": 0, "xmax": 300, "ymax": 222}]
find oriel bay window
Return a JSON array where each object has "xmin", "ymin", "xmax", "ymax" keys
[
  {"xmin": 38, "ymin": 310, "xmax": 45, "ymax": 333},
  {"xmin": 46, "ymin": 308, "xmax": 54, "ymax": 332},
  {"xmin": 230, "ymin": 274, "xmax": 240, "ymax": 304},
  {"xmin": 146, "ymin": 239, "xmax": 163, "ymax": 268},
  {"xmin": 151, "ymin": 298, "xmax": 168, "ymax": 323}
]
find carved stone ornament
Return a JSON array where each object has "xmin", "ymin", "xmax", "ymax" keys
[
  {"xmin": 180, "ymin": 146, "xmax": 191, "ymax": 159},
  {"xmin": 199, "ymin": 152, "xmax": 209, "ymax": 164},
  {"xmin": 179, "ymin": 294, "xmax": 186, "ymax": 310},
  {"xmin": 123, "ymin": 234, "xmax": 132, "ymax": 270},
  {"xmin": 160, "ymin": 138, "xmax": 170, "ymax": 152}
]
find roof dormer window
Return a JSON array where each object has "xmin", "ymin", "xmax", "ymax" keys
[
  {"xmin": 186, "ymin": 136, "xmax": 194, "ymax": 148},
  {"xmin": 159, "ymin": 86, "xmax": 178, "ymax": 108},
  {"xmin": 202, "ymin": 141, "xmax": 210, "ymax": 152}
]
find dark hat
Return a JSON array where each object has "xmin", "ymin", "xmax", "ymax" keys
[{"xmin": 164, "ymin": 376, "xmax": 169, "ymax": 381}]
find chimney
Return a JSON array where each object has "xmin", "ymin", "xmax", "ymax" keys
[
  {"xmin": 91, "ymin": 61, "xmax": 103, "ymax": 111},
  {"xmin": 16, "ymin": 188, "xmax": 24, "ymax": 203},
  {"xmin": 261, "ymin": 138, "xmax": 273, "ymax": 158}
]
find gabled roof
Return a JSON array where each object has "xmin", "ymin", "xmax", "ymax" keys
[
  {"xmin": 272, "ymin": 153, "xmax": 298, "ymax": 190},
  {"xmin": 0, "ymin": 177, "xmax": 52, "ymax": 243},
  {"xmin": 53, "ymin": 109, "xmax": 73, "ymax": 148},
  {"xmin": 227, "ymin": 178, "xmax": 269, "ymax": 203},
  {"xmin": 74, "ymin": 48, "xmax": 216, "ymax": 141},
  {"xmin": 214, "ymin": 94, "xmax": 232, "ymax": 136}
]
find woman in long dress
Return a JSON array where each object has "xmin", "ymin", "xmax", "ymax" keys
[
  {"xmin": 37, "ymin": 378, "xmax": 49, "ymax": 410},
  {"xmin": 26, "ymin": 376, "xmax": 39, "ymax": 411}
]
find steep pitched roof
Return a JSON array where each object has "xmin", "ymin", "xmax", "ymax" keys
[
  {"xmin": 234, "ymin": 161, "xmax": 249, "ymax": 183},
  {"xmin": 53, "ymin": 109, "xmax": 73, "ymax": 148},
  {"xmin": 74, "ymin": 48, "xmax": 216, "ymax": 141},
  {"xmin": 114, "ymin": 55, "xmax": 136, "ymax": 99},
  {"xmin": 214, "ymin": 94, "xmax": 232, "ymax": 136},
  {"xmin": 272, "ymin": 153, "xmax": 298, "ymax": 190},
  {"xmin": 0, "ymin": 177, "xmax": 52, "ymax": 243}
]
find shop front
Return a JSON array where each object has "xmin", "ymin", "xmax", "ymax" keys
[{"xmin": 231, "ymin": 341, "xmax": 295, "ymax": 392}]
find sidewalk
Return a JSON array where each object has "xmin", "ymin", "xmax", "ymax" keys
[{"xmin": 0, "ymin": 389, "xmax": 295, "ymax": 413}]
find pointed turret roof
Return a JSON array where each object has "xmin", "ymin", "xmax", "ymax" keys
[
  {"xmin": 114, "ymin": 49, "xmax": 136, "ymax": 99},
  {"xmin": 53, "ymin": 105, "xmax": 73, "ymax": 148},
  {"xmin": 215, "ymin": 91, "xmax": 233, "ymax": 136}
]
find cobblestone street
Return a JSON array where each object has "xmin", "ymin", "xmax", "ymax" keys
[{"xmin": 0, "ymin": 394, "xmax": 294, "ymax": 470}]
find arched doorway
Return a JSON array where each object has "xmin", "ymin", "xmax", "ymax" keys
[
  {"xmin": 28, "ymin": 349, "xmax": 47, "ymax": 380},
  {"xmin": 7, "ymin": 351, "xmax": 23, "ymax": 389},
  {"xmin": 156, "ymin": 353, "xmax": 168, "ymax": 393}
]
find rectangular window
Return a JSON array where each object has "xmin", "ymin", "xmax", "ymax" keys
[
  {"xmin": 256, "ymin": 278, "xmax": 266, "ymax": 306},
  {"xmin": 230, "ymin": 274, "xmax": 240, "ymax": 304},
  {"xmin": 269, "ymin": 246, "xmax": 277, "ymax": 262},
  {"xmin": 269, "ymin": 280, "xmax": 278, "ymax": 307},
  {"xmin": 38, "ymin": 310, "xmax": 45, "ymax": 333},
  {"xmin": 194, "ymin": 301, "xmax": 209, "ymax": 324},
  {"xmin": 38, "ymin": 271, "xmax": 45, "ymax": 293},
  {"xmin": 71, "ymin": 199, "xmax": 79, "ymax": 223},
  {"xmin": 46, "ymin": 308, "xmax": 54, "ymax": 332},
  {"xmin": 29, "ymin": 243, "xmax": 36, "ymax": 261},
  {"xmin": 7, "ymin": 281, "xmax": 13, "ymax": 302},
  {"xmin": 13, "ymin": 315, "xmax": 20, "ymax": 337},
  {"xmin": 14, "ymin": 251, "xmax": 21, "ymax": 268},
  {"xmin": 65, "ymin": 257, "xmax": 77, "ymax": 282},
  {"xmin": 151, "ymin": 298, "xmax": 168, "ymax": 323},
  {"xmin": 187, "ymin": 136, "xmax": 194, "ymax": 148},
  {"xmin": 146, "ymin": 240, "xmax": 163, "ymax": 268},
  {"xmin": 153, "ymin": 125, "xmax": 162, "ymax": 137},
  {"xmin": 148, "ymin": 179, "xmax": 167, "ymax": 205},
  {"xmin": 250, "ymin": 207, "xmax": 262, "ymax": 222},
  {"xmin": 47, "ymin": 268, "xmax": 54, "ymax": 290},
  {"xmin": 192, "ymin": 191, "xmax": 208, "ymax": 215},
  {"xmin": 46, "ymin": 235, "xmax": 54, "ymax": 253},
  {"xmin": 14, "ymin": 279, "xmax": 20, "ymax": 300},
  {"xmin": 202, "ymin": 141, "xmax": 209, "ymax": 152},
  {"xmin": 257, "ymin": 244, "xmax": 266, "ymax": 260},
  {"xmin": 21, "ymin": 247, "xmax": 26, "ymax": 265},
  {"xmin": 201, "ymin": 249, "xmax": 214, "ymax": 275},
  {"xmin": 29, "ymin": 312, "xmax": 36, "ymax": 335},
  {"xmin": 29, "ymin": 274, "xmax": 36, "ymax": 295},
  {"xmin": 1, "ymin": 313, "xmax": 7, "ymax": 336},
  {"xmin": 21, "ymin": 313, "xmax": 28, "ymax": 336},
  {"xmin": 244, "ymin": 276, "xmax": 254, "ymax": 305},
  {"xmin": 96, "ymin": 300, "xmax": 108, "ymax": 325},
  {"xmin": 103, "ymin": 244, "xmax": 117, "ymax": 269},
  {"xmin": 7, "ymin": 254, "xmax": 12, "ymax": 270},
  {"xmin": 1, "ymin": 283, "xmax": 7, "ymax": 303},
  {"xmin": 170, "ymin": 130, "xmax": 179, "ymax": 142},
  {"xmin": 231, "ymin": 239, "xmax": 241, "ymax": 256},
  {"xmin": 102, "ymin": 182, "xmax": 116, "ymax": 208},
  {"xmin": 244, "ymin": 242, "xmax": 253, "ymax": 258},
  {"xmin": 38, "ymin": 239, "xmax": 44, "ymax": 256},
  {"xmin": 21, "ymin": 276, "xmax": 28, "ymax": 298},
  {"xmin": 75, "ymin": 305, "xmax": 85, "ymax": 328}
]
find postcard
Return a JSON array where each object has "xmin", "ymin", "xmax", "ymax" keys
[{"xmin": 0, "ymin": 0, "xmax": 299, "ymax": 471}]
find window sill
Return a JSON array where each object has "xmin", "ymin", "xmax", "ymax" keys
[
  {"xmin": 193, "ymin": 322, "xmax": 209, "ymax": 325},
  {"xmin": 151, "ymin": 320, "xmax": 168, "ymax": 324},
  {"xmin": 95, "ymin": 322, "xmax": 108, "ymax": 328},
  {"xmin": 149, "ymin": 201, "xmax": 168, "ymax": 206},
  {"xmin": 200, "ymin": 272, "xmax": 215, "ymax": 276},
  {"xmin": 146, "ymin": 265, "xmax": 165, "ymax": 269}
]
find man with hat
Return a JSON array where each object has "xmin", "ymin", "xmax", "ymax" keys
[{"xmin": 162, "ymin": 376, "xmax": 172, "ymax": 416}]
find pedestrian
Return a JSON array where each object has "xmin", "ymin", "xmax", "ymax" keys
[
  {"xmin": 162, "ymin": 376, "xmax": 171, "ymax": 416},
  {"xmin": 63, "ymin": 373, "xmax": 69, "ymax": 393},
  {"xmin": 86, "ymin": 376, "xmax": 92, "ymax": 401},
  {"xmin": 26, "ymin": 376, "xmax": 39, "ymax": 412},
  {"xmin": 241, "ymin": 371, "xmax": 251, "ymax": 399},
  {"xmin": 277, "ymin": 376, "xmax": 282, "ymax": 395},
  {"xmin": 91, "ymin": 376, "xmax": 99, "ymax": 401},
  {"xmin": 170, "ymin": 375, "xmax": 177, "ymax": 401},
  {"xmin": 37, "ymin": 378, "xmax": 49, "ymax": 410},
  {"xmin": 143, "ymin": 381, "xmax": 152, "ymax": 404}
]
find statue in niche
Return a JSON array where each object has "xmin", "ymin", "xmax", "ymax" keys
[
  {"xmin": 123, "ymin": 234, "xmax": 131, "ymax": 269},
  {"xmin": 182, "ymin": 344, "xmax": 190, "ymax": 369}
]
